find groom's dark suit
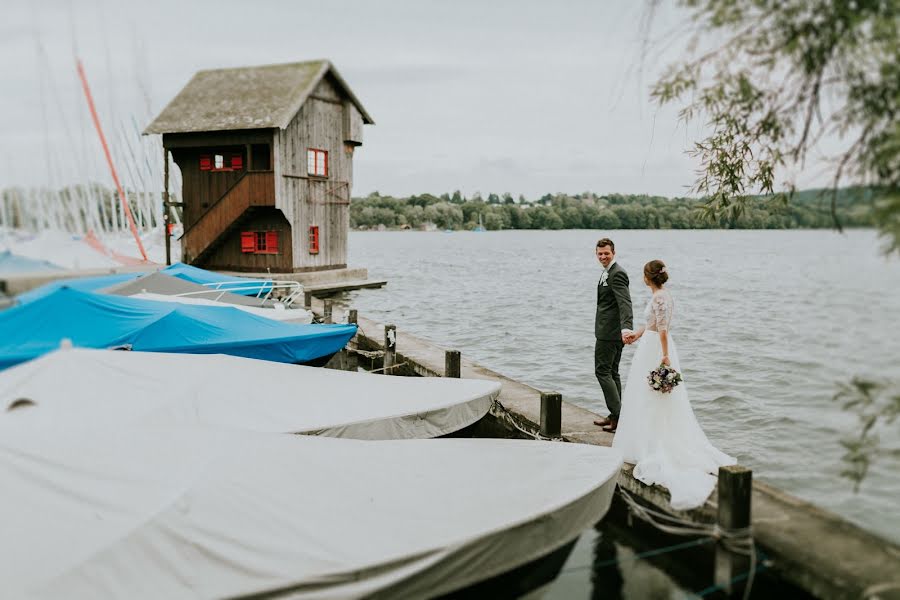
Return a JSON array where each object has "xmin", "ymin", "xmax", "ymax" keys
[{"xmin": 595, "ymin": 262, "xmax": 633, "ymax": 420}]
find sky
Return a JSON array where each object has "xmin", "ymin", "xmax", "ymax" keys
[{"xmin": 0, "ymin": 0, "xmax": 834, "ymax": 199}]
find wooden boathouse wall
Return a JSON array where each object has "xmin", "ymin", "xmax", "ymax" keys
[{"xmin": 275, "ymin": 75, "xmax": 365, "ymax": 272}]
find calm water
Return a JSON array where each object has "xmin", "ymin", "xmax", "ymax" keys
[{"xmin": 345, "ymin": 229, "xmax": 900, "ymax": 595}]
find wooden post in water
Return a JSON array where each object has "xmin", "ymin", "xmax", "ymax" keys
[
  {"xmin": 540, "ymin": 392, "xmax": 562, "ymax": 438},
  {"xmin": 383, "ymin": 324, "xmax": 396, "ymax": 374},
  {"xmin": 323, "ymin": 299, "xmax": 333, "ymax": 324},
  {"xmin": 344, "ymin": 308, "xmax": 358, "ymax": 372},
  {"xmin": 304, "ymin": 291, "xmax": 313, "ymax": 311},
  {"xmin": 715, "ymin": 465, "xmax": 753, "ymax": 597},
  {"xmin": 445, "ymin": 350, "xmax": 461, "ymax": 378}
]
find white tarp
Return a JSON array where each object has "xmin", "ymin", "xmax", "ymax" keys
[
  {"xmin": 129, "ymin": 291, "xmax": 313, "ymax": 322},
  {"xmin": 0, "ymin": 348, "xmax": 499, "ymax": 439},
  {"xmin": 0, "ymin": 425, "xmax": 623, "ymax": 599},
  {"xmin": 5, "ymin": 230, "xmax": 122, "ymax": 269}
]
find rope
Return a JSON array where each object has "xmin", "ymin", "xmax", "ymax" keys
[
  {"xmin": 561, "ymin": 536, "xmax": 716, "ymax": 574},
  {"xmin": 366, "ymin": 361, "xmax": 409, "ymax": 375},
  {"xmin": 694, "ymin": 550, "xmax": 762, "ymax": 599},
  {"xmin": 618, "ymin": 488, "xmax": 758, "ymax": 600}
]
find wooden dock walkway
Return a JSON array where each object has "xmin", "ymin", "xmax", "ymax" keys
[{"xmin": 311, "ymin": 297, "xmax": 900, "ymax": 600}]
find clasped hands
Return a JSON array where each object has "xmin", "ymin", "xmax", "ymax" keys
[{"xmin": 622, "ymin": 329, "xmax": 640, "ymax": 345}]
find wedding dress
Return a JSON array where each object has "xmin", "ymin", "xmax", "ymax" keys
[{"xmin": 612, "ymin": 289, "xmax": 736, "ymax": 510}]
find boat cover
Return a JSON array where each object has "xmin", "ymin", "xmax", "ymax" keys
[
  {"xmin": 0, "ymin": 287, "xmax": 355, "ymax": 370},
  {"xmin": 102, "ymin": 271, "xmax": 281, "ymax": 308},
  {"xmin": 15, "ymin": 272, "xmax": 144, "ymax": 305},
  {"xmin": 8, "ymin": 230, "xmax": 123, "ymax": 269},
  {"xmin": 0, "ymin": 250, "xmax": 62, "ymax": 274},
  {"xmin": 0, "ymin": 424, "xmax": 622, "ymax": 599},
  {"xmin": 129, "ymin": 292, "xmax": 313, "ymax": 322},
  {"xmin": 0, "ymin": 348, "xmax": 497, "ymax": 439},
  {"xmin": 162, "ymin": 262, "xmax": 273, "ymax": 296}
]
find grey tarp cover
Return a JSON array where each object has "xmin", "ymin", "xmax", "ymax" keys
[
  {"xmin": 0, "ymin": 425, "xmax": 622, "ymax": 599},
  {"xmin": 0, "ymin": 348, "xmax": 499, "ymax": 439},
  {"xmin": 102, "ymin": 271, "xmax": 282, "ymax": 308}
]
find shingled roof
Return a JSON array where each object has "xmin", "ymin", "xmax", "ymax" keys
[{"xmin": 144, "ymin": 60, "xmax": 373, "ymax": 135}]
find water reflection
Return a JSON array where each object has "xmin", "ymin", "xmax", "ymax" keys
[{"xmin": 545, "ymin": 524, "xmax": 694, "ymax": 600}]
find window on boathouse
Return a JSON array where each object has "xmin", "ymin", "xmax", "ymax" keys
[
  {"xmin": 308, "ymin": 226, "xmax": 319, "ymax": 254},
  {"xmin": 200, "ymin": 153, "xmax": 243, "ymax": 172},
  {"xmin": 241, "ymin": 231, "xmax": 279, "ymax": 254},
  {"xmin": 307, "ymin": 149, "xmax": 328, "ymax": 177}
]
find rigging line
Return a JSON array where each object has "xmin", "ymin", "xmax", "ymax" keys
[
  {"xmin": 694, "ymin": 548, "xmax": 761, "ymax": 600},
  {"xmin": 76, "ymin": 59, "xmax": 148, "ymax": 261},
  {"xmin": 560, "ymin": 536, "xmax": 716, "ymax": 574}
]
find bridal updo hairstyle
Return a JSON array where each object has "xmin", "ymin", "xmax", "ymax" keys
[{"xmin": 644, "ymin": 260, "xmax": 668, "ymax": 287}]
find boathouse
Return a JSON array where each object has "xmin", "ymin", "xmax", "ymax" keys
[{"xmin": 145, "ymin": 60, "xmax": 373, "ymax": 272}]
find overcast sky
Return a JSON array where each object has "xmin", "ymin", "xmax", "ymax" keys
[{"xmin": 0, "ymin": 0, "xmax": 831, "ymax": 199}]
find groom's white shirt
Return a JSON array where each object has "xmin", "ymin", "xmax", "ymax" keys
[
  {"xmin": 599, "ymin": 258, "xmax": 631, "ymax": 335},
  {"xmin": 599, "ymin": 258, "xmax": 616, "ymax": 285}
]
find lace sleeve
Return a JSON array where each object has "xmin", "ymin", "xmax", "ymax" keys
[{"xmin": 651, "ymin": 293, "xmax": 673, "ymax": 332}]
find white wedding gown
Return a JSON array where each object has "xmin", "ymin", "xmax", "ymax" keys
[{"xmin": 612, "ymin": 289, "xmax": 736, "ymax": 510}]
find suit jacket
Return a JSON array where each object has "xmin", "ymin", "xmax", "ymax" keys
[{"xmin": 595, "ymin": 262, "xmax": 633, "ymax": 341}]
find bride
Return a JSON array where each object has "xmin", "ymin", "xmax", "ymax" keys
[{"xmin": 612, "ymin": 259, "xmax": 736, "ymax": 510}]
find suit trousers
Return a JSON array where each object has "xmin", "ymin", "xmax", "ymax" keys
[{"xmin": 594, "ymin": 338, "xmax": 624, "ymax": 419}]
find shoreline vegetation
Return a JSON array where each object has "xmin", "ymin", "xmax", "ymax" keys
[{"xmin": 351, "ymin": 188, "xmax": 878, "ymax": 232}]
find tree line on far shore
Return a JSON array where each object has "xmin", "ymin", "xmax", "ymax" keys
[{"xmin": 350, "ymin": 188, "xmax": 878, "ymax": 231}]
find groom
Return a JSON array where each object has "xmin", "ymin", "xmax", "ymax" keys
[{"xmin": 592, "ymin": 238, "xmax": 633, "ymax": 433}]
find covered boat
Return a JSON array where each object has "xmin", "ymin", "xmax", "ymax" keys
[
  {"xmin": 103, "ymin": 271, "xmax": 281, "ymax": 307},
  {"xmin": 0, "ymin": 424, "xmax": 623, "ymax": 599},
  {"xmin": 0, "ymin": 348, "xmax": 498, "ymax": 439},
  {"xmin": 102, "ymin": 272, "xmax": 311, "ymax": 322},
  {"xmin": 0, "ymin": 287, "xmax": 355, "ymax": 370},
  {"xmin": 14, "ymin": 271, "xmax": 145, "ymax": 305},
  {"xmin": 161, "ymin": 262, "xmax": 274, "ymax": 296},
  {"xmin": 0, "ymin": 250, "xmax": 62, "ymax": 274}
]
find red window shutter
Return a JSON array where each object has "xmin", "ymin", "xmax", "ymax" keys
[
  {"xmin": 265, "ymin": 231, "xmax": 278, "ymax": 254},
  {"xmin": 322, "ymin": 151, "xmax": 328, "ymax": 177},
  {"xmin": 231, "ymin": 154, "xmax": 243, "ymax": 170},
  {"xmin": 240, "ymin": 231, "xmax": 255, "ymax": 253},
  {"xmin": 199, "ymin": 155, "xmax": 212, "ymax": 171},
  {"xmin": 308, "ymin": 226, "xmax": 319, "ymax": 254}
]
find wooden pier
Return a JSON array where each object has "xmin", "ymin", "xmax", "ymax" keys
[{"xmin": 309, "ymin": 297, "xmax": 900, "ymax": 600}]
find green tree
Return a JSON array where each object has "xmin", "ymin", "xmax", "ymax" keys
[{"xmin": 652, "ymin": 0, "xmax": 900, "ymax": 252}]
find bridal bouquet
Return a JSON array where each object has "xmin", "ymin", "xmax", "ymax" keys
[{"xmin": 648, "ymin": 363, "xmax": 683, "ymax": 394}]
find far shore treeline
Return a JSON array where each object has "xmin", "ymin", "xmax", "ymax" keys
[
  {"xmin": 0, "ymin": 184, "xmax": 878, "ymax": 233},
  {"xmin": 351, "ymin": 188, "xmax": 878, "ymax": 231}
]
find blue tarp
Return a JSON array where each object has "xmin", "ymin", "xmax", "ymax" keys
[
  {"xmin": 162, "ymin": 263, "xmax": 274, "ymax": 296},
  {"xmin": 0, "ymin": 287, "xmax": 356, "ymax": 370},
  {"xmin": 15, "ymin": 272, "xmax": 144, "ymax": 305},
  {"xmin": 0, "ymin": 250, "xmax": 62, "ymax": 274}
]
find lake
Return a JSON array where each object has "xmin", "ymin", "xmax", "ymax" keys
[{"xmin": 344, "ymin": 228, "xmax": 899, "ymax": 596}]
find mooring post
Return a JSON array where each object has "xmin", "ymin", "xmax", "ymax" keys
[
  {"xmin": 343, "ymin": 308, "xmax": 359, "ymax": 371},
  {"xmin": 323, "ymin": 299, "xmax": 333, "ymax": 324},
  {"xmin": 714, "ymin": 465, "xmax": 753, "ymax": 597},
  {"xmin": 540, "ymin": 392, "xmax": 562, "ymax": 438},
  {"xmin": 304, "ymin": 291, "xmax": 313, "ymax": 311},
  {"xmin": 445, "ymin": 350, "xmax": 461, "ymax": 378},
  {"xmin": 383, "ymin": 324, "xmax": 396, "ymax": 374},
  {"xmin": 163, "ymin": 147, "xmax": 171, "ymax": 266}
]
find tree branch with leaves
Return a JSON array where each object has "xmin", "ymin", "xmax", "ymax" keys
[{"xmin": 652, "ymin": 0, "xmax": 899, "ymax": 250}]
